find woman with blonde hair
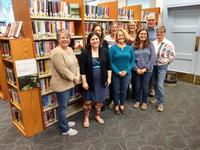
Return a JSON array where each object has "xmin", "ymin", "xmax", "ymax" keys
[
  {"xmin": 127, "ymin": 21, "xmax": 138, "ymax": 46},
  {"xmin": 109, "ymin": 29, "xmax": 135, "ymax": 114}
]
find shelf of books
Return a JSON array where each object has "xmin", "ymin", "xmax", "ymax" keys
[
  {"xmin": 10, "ymin": 0, "xmax": 84, "ymax": 131},
  {"xmin": 84, "ymin": 1, "xmax": 118, "ymax": 35},
  {"xmin": 0, "ymin": 37, "xmax": 43, "ymax": 137}
]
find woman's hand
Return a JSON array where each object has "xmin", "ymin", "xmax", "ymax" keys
[
  {"xmin": 140, "ymin": 68, "xmax": 147, "ymax": 75},
  {"xmin": 119, "ymin": 71, "xmax": 127, "ymax": 77},
  {"xmin": 105, "ymin": 78, "xmax": 111, "ymax": 87},
  {"xmin": 136, "ymin": 69, "xmax": 141, "ymax": 75},
  {"xmin": 73, "ymin": 75, "xmax": 80, "ymax": 84},
  {"xmin": 82, "ymin": 82, "xmax": 89, "ymax": 90}
]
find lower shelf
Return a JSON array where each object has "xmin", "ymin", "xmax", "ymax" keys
[
  {"xmin": 12, "ymin": 120, "xmax": 26, "ymax": 136},
  {"xmin": 44, "ymin": 102, "xmax": 82, "ymax": 128}
]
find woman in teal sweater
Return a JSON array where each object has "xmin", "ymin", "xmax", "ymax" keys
[{"xmin": 109, "ymin": 29, "xmax": 135, "ymax": 115}]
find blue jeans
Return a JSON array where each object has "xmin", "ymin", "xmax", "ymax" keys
[
  {"xmin": 154, "ymin": 65, "xmax": 168, "ymax": 104},
  {"xmin": 112, "ymin": 73, "xmax": 131, "ymax": 106},
  {"xmin": 55, "ymin": 88, "xmax": 74, "ymax": 133},
  {"xmin": 134, "ymin": 71, "xmax": 152, "ymax": 103}
]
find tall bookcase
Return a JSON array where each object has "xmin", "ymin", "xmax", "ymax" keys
[
  {"xmin": 7, "ymin": 0, "xmax": 85, "ymax": 134},
  {"xmin": 0, "ymin": 37, "xmax": 43, "ymax": 137}
]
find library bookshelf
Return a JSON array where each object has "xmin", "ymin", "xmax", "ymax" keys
[
  {"xmin": 8, "ymin": 0, "xmax": 84, "ymax": 135},
  {"xmin": 0, "ymin": 37, "xmax": 43, "ymax": 137}
]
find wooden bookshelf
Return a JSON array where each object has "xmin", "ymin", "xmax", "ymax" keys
[
  {"xmin": 10, "ymin": 0, "xmax": 85, "ymax": 133},
  {"xmin": 98, "ymin": 1, "xmax": 118, "ymax": 20},
  {"xmin": 123, "ymin": 4, "xmax": 142, "ymax": 22},
  {"xmin": 0, "ymin": 37, "xmax": 43, "ymax": 137}
]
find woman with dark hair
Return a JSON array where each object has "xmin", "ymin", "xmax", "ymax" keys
[
  {"xmin": 80, "ymin": 32, "xmax": 112, "ymax": 128},
  {"xmin": 91, "ymin": 23, "xmax": 108, "ymax": 50},
  {"xmin": 132, "ymin": 28, "xmax": 156, "ymax": 110}
]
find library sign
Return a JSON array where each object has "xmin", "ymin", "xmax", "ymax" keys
[{"xmin": 15, "ymin": 59, "xmax": 38, "ymax": 91}]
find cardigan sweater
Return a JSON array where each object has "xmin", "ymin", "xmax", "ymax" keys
[
  {"xmin": 109, "ymin": 44, "xmax": 135, "ymax": 75},
  {"xmin": 80, "ymin": 47, "xmax": 111, "ymax": 92},
  {"xmin": 50, "ymin": 46, "xmax": 80, "ymax": 92},
  {"xmin": 153, "ymin": 38, "xmax": 176, "ymax": 66}
]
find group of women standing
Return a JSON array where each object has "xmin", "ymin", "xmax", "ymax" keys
[{"xmin": 50, "ymin": 18, "xmax": 175, "ymax": 135}]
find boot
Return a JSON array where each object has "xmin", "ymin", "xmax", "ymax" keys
[
  {"xmin": 94, "ymin": 102, "xmax": 104, "ymax": 124},
  {"xmin": 83, "ymin": 101, "xmax": 92, "ymax": 128}
]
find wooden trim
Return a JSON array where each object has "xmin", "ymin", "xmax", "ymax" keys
[
  {"xmin": 123, "ymin": 5, "xmax": 142, "ymax": 21},
  {"xmin": 177, "ymin": 72, "xmax": 194, "ymax": 83},
  {"xmin": 195, "ymin": 75, "xmax": 200, "ymax": 85},
  {"xmin": 98, "ymin": 1, "xmax": 118, "ymax": 20}
]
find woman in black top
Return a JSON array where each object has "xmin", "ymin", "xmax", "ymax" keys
[
  {"xmin": 91, "ymin": 23, "xmax": 109, "ymax": 50},
  {"xmin": 80, "ymin": 32, "xmax": 112, "ymax": 128}
]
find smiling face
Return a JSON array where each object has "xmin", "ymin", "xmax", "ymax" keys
[
  {"xmin": 110, "ymin": 23, "xmax": 118, "ymax": 35},
  {"xmin": 138, "ymin": 30, "xmax": 148, "ymax": 42},
  {"xmin": 128, "ymin": 22, "xmax": 137, "ymax": 32},
  {"xmin": 94, "ymin": 26, "xmax": 102, "ymax": 37},
  {"xmin": 58, "ymin": 32, "xmax": 70, "ymax": 49},
  {"xmin": 90, "ymin": 34, "xmax": 100, "ymax": 48},
  {"xmin": 147, "ymin": 15, "xmax": 156, "ymax": 28},
  {"xmin": 156, "ymin": 28, "xmax": 166, "ymax": 41},
  {"xmin": 116, "ymin": 30, "xmax": 126, "ymax": 43}
]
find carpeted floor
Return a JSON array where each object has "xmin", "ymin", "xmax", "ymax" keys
[{"xmin": 0, "ymin": 81, "xmax": 200, "ymax": 150}]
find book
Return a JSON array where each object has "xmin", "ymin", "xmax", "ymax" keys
[
  {"xmin": 13, "ymin": 21, "xmax": 23, "ymax": 38},
  {"xmin": 7, "ymin": 21, "xmax": 23, "ymax": 38}
]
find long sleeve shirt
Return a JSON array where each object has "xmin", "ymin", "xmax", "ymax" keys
[
  {"xmin": 133, "ymin": 44, "xmax": 156, "ymax": 71},
  {"xmin": 147, "ymin": 26, "xmax": 157, "ymax": 42},
  {"xmin": 153, "ymin": 38, "xmax": 176, "ymax": 66},
  {"xmin": 109, "ymin": 44, "xmax": 135, "ymax": 75},
  {"xmin": 50, "ymin": 46, "xmax": 80, "ymax": 92}
]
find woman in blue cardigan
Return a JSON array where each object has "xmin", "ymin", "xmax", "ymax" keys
[{"xmin": 109, "ymin": 29, "xmax": 135, "ymax": 115}]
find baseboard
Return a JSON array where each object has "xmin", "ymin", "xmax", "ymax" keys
[
  {"xmin": 195, "ymin": 75, "xmax": 200, "ymax": 85},
  {"xmin": 176, "ymin": 72, "xmax": 200, "ymax": 85}
]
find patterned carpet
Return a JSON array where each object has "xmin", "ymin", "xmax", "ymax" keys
[{"xmin": 0, "ymin": 81, "xmax": 200, "ymax": 150}]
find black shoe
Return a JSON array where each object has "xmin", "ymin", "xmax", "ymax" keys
[
  {"xmin": 101, "ymin": 106, "xmax": 105, "ymax": 111},
  {"xmin": 120, "ymin": 108, "xmax": 126, "ymax": 114},
  {"xmin": 113, "ymin": 109, "xmax": 120, "ymax": 115}
]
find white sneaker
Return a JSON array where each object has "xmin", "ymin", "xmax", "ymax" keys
[
  {"xmin": 157, "ymin": 104, "xmax": 164, "ymax": 112},
  {"xmin": 68, "ymin": 121, "xmax": 76, "ymax": 127},
  {"xmin": 62, "ymin": 128, "xmax": 78, "ymax": 136}
]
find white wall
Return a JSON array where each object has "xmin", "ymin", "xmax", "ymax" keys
[{"xmin": 162, "ymin": 0, "xmax": 200, "ymax": 38}]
